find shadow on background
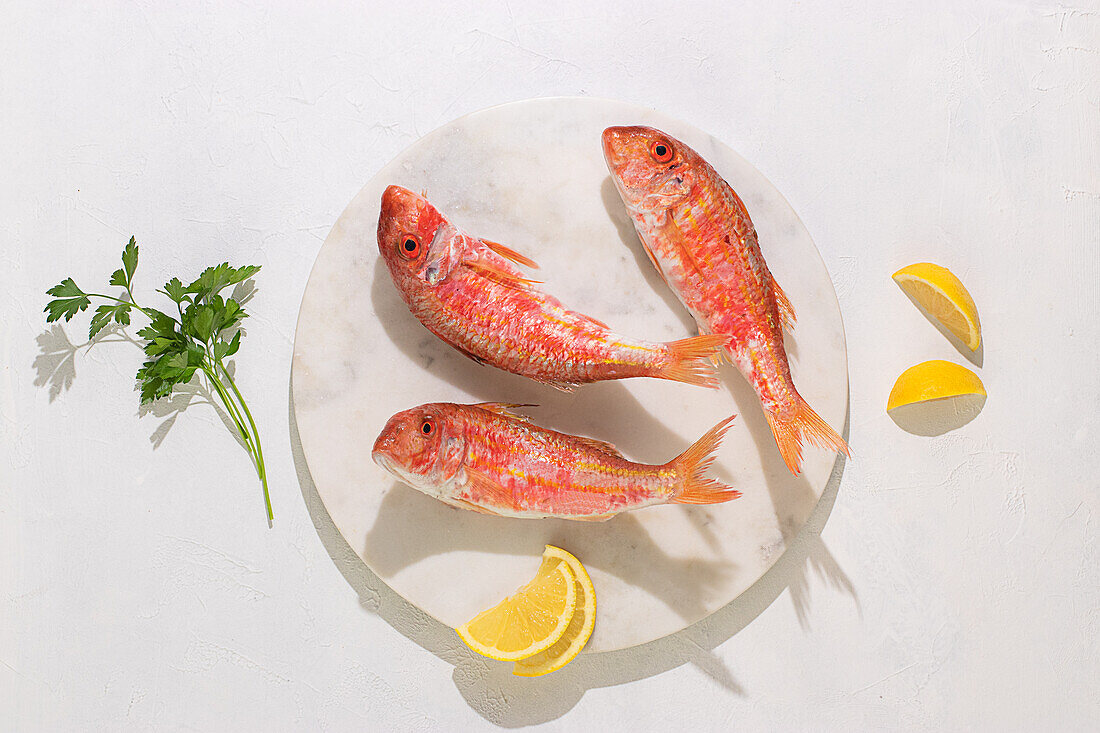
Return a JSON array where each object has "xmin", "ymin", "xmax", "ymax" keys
[
  {"xmin": 369, "ymin": 255, "xmax": 716, "ymax": 465},
  {"xmin": 888, "ymin": 394, "xmax": 986, "ymax": 436},
  {"xmin": 363, "ymin": 479, "xmax": 738, "ymax": 624},
  {"xmin": 719, "ymin": 373, "xmax": 857, "ymax": 629},
  {"xmin": 32, "ymin": 324, "xmax": 82, "ymax": 402},
  {"xmin": 599, "ymin": 169, "xmax": 855, "ymax": 631},
  {"xmin": 33, "ymin": 315, "xmax": 254, "ymax": 451},
  {"xmin": 292, "ymin": 380, "xmax": 853, "ymax": 727}
]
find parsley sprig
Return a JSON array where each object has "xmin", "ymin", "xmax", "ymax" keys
[{"xmin": 45, "ymin": 237, "xmax": 272, "ymax": 523}]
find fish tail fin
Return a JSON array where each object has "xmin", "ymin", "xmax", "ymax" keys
[
  {"xmin": 765, "ymin": 395, "xmax": 850, "ymax": 475},
  {"xmin": 660, "ymin": 334, "xmax": 727, "ymax": 388},
  {"xmin": 670, "ymin": 416, "xmax": 742, "ymax": 504}
]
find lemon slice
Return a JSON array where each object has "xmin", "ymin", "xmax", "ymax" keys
[
  {"xmin": 887, "ymin": 359, "xmax": 986, "ymax": 410},
  {"xmin": 456, "ymin": 550, "xmax": 577, "ymax": 661},
  {"xmin": 513, "ymin": 546, "xmax": 596, "ymax": 677},
  {"xmin": 892, "ymin": 263, "xmax": 981, "ymax": 350}
]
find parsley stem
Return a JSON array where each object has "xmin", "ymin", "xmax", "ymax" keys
[
  {"xmin": 201, "ymin": 363, "xmax": 254, "ymax": 453},
  {"xmin": 88, "ymin": 292, "xmax": 177, "ymax": 325},
  {"xmin": 216, "ymin": 359, "xmax": 271, "ymax": 524},
  {"xmin": 201, "ymin": 361, "xmax": 270, "ymax": 524}
]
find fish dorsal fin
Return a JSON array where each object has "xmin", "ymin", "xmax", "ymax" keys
[
  {"xmin": 472, "ymin": 402, "xmax": 537, "ymax": 421},
  {"xmin": 572, "ymin": 435, "xmax": 625, "ymax": 458},
  {"xmin": 771, "ymin": 274, "xmax": 796, "ymax": 331},
  {"xmin": 465, "ymin": 469, "xmax": 518, "ymax": 511},
  {"xmin": 721, "ymin": 229, "xmax": 795, "ymax": 332},
  {"xmin": 544, "ymin": 309, "xmax": 610, "ymax": 331},
  {"xmin": 465, "ymin": 259, "xmax": 542, "ymax": 291},
  {"xmin": 480, "ymin": 238, "xmax": 539, "ymax": 269}
]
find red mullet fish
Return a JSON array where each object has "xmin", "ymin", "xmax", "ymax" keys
[
  {"xmin": 372, "ymin": 402, "xmax": 740, "ymax": 520},
  {"xmin": 602, "ymin": 126, "xmax": 849, "ymax": 474},
  {"xmin": 376, "ymin": 185, "xmax": 725, "ymax": 390}
]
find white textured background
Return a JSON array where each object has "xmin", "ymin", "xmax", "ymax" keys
[{"xmin": 2, "ymin": 1, "xmax": 1097, "ymax": 730}]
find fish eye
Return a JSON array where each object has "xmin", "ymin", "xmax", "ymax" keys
[
  {"xmin": 419, "ymin": 417, "xmax": 435, "ymax": 436},
  {"xmin": 650, "ymin": 140, "xmax": 674, "ymax": 163},
  {"xmin": 399, "ymin": 233, "xmax": 422, "ymax": 259}
]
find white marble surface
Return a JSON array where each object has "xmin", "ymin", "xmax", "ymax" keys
[
  {"xmin": 3, "ymin": 2, "xmax": 1098, "ymax": 730},
  {"xmin": 291, "ymin": 98, "xmax": 849, "ymax": 652}
]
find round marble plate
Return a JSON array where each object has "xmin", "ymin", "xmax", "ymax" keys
[{"xmin": 292, "ymin": 97, "xmax": 848, "ymax": 652}]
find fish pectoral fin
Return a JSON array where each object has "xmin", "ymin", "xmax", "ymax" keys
[
  {"xmin": 450, "ymin": 343, "xmax": 487, "ymax": 365},
  {"xmin": 453, "ymin": 497, "xmax": 504, "ymax": 516},
  {"xmin": 640, "ymin": 240, "xmax": 669, "ymax": 286},
  {"xmin": 571, "ymin": 512, "xmax": 616, "ymax": 522},
  {"xmin": 464, "ymin": 259, "xmax": 542, "ymax": 291},
  {"xmin": 466, "ymin": 469, "xmax": 519, "ymax": 511},
  {"xmin": 480, "ymin": 238, "xmax": 539, "ymax": 269},
  {"xmin": 472, "ymin": 402, "xmax": 538, "ymax": 421},
  {"xmin": 571, "ymin": 435, "xmax": 626, "ymax": 459},
  {"xmin": 665, "ymin": 218, "xmax": 704, "ymax": 277},
  {"xmin": 770, "ymin": 274, "xmax": 796, "ymax": 331},
  {"xmin": 533, "ymin": 377, "xmax": 577, "ymax": 392}
]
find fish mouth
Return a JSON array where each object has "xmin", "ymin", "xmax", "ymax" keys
[
  {"xmin": 379, "ymin": 185, "xmax": 423, "ymax": 221},
  {"xmin": 371, "ymin": 429, "xmax": 402, "ymax": 477},
  {"xmin": 601, "ymin": 127, "xmax": 630, "ymax": 171},
  {"xmin": 373, "ymin": 450, "xmax": 417, "ymax": 489},
  {"xmin": 372, "ymin": 449, "xmax": 449, "ymax": 502},
  {"xmin": 601, "ymin": 125, "xmax": 657, "ymax": 171},
  {"xmin": 372, "ymin": 449, "xmax": 395, "ymax": 474}
]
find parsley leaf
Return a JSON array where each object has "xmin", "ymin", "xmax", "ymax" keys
[
  {"xmin": 213, "ymin": 330, "xmax": 241, "ymax": 360},
  {"xmin": 88, "ymin": 302, "xmax": 132, "ymax": 339},
  {"xmin": 162, "ymin": 277, "xmax": 187, "ymax": 303},
  {"xmin": 44, "ymin": 278, "xmax": 91, "ymax": 322},
  {"xmin": 121, "ymin": 237, "xmax": 138, "ymax": 284}
]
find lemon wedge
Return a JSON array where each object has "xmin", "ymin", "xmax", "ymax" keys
[
  {"xmin": 887, "ymin": 359, "xmax": 986, "ymax": 411},
  {"xmin": 892, "ymin": 263, "xmax": 981, "ymax": 350},
  {"xmin": 456, "ymin": 548, "xmax": 577, "ymax": 662},
  {"xmin": 513, "ymin": 546, "xmax": 596, "ymax": 677}
]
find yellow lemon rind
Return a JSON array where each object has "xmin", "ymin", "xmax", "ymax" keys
[
  {"xmin": 513, "ymin": 546, "xmax": 597, "ymax": 677},
  {"xmin": 892, "ymin": 264, "xmax": 981, "ymax": 351},
  {"xmin": 887, "ymin": 359, "xmax": 987, "ymax": 411},
  {"xmin": 456, "ymin": 560, "xmax": 577, "ymax": 662}
]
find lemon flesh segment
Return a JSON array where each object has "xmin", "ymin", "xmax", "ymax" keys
[
  {"xmin": 887, "ymin": 359, "xmax": 987, "ymax": 411},
  {"xmin": 456, "ymin": 557, "xmax": 577, "ymax": 662},
  {"xmin": 513, "ymin": 546, "xmax": 597, "ymax": 677},
  {"xmin": 892, "ymin": 263, "xmax": 981, "ymax": 350}
]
